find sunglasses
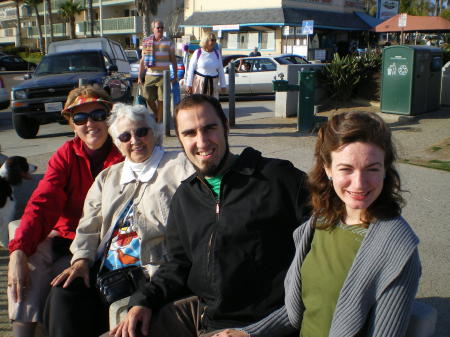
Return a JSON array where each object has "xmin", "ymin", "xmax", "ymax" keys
[
  {"xmin": 156, "ymin": 26, "xmax": 164, "ymax": 29},
  {"xmin": 117, "ymin": 127, "xmax": 150, "ymax": 143},
  {"xmin": 72, "ymin": 109, "xmax": 109, "ymax": 125},
  {"xmin": 210, "ymin": 39, "xmax": 217, "ymax": 42}
]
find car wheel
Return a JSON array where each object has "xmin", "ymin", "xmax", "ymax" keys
[{"xmin": 13, "ymin": 114, "xmax": 40, "ymax": 138}]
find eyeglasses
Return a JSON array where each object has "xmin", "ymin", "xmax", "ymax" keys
[
  {"xmin": 117, "ymin": 127, "xmax": 150, "ymax": 143},
  {"xmin": 156, "ymin": 26, "xmax": 164, "ymax": 29},
  {"xmin": 72, "ymin": 109, "xmax": 109, "ymax": 125}
]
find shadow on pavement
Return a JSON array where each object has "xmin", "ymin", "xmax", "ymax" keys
[
  {"xmin": 418, "ymin": 297, "xmax": 450, "ymax": 337},
  {"xmin": 34, "ymin": 132, "xmax": 73, "ymax": 139}
]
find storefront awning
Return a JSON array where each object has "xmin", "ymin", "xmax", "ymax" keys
[{"xmin": 181, "ymin": 7, "xmax": 373, "ymax": 31}]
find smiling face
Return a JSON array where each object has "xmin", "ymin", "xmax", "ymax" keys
[
  {"xmin": 115, "ymin": 117, "xmax": 155, "ymax": 163},
  {"xmin": 176, "ymin": 102, "xmax": 228, "ymax": 177},
  {"xmin": 324, "ymin": 142, "xmax": 386, "ymax": 225},
  {"xmin": 71, "ymin": 102, "xmax": 109, "ymax": 150}
]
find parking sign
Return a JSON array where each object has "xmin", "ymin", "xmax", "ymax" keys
[
  {"xmin": 398, "ymin": 13, "xmax": 407, "ymax": 27},
  {"xmin": 302, "ymin": 20, "xmax": 314, "ymax": 35}
]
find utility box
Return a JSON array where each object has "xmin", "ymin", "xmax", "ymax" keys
[
  {"xmin": 441, "ymin": 61, "xmax": 450, "ymax": 106},
  {"xmin": 381, "ymin": 46, "xmax": 443, "ymax": 115},
  {"xmin": 275, "ymin": 64, "xmax": 326, "ymax": 118}
]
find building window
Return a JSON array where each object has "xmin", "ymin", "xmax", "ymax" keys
[
  {"xmin": 261, "ymin": 31, "xmax": 275, "ymax": 50},
  {"xmin": 222, "ymin": 30, "xmax": 274, "ymax": 51}
]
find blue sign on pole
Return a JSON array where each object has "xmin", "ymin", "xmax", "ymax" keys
[
  {"xmin": 132, "ymin": 34, "xmax": 137, "ymax": 46},
  {"xmin": 301, "ymin": 20, "xmax": 314, "ymax": 35}
]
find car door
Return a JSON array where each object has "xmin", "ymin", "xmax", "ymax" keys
[
  {"xmin": 248, "ymin": 58, "xmax": 277, "ymax": 94},
  {"xmin": 13, "ymin": 57, "xmax": 27, "ymax": 70},
  {"xmin": 224, "ymin": 59, "xmax": 252, "ymax": 94}
]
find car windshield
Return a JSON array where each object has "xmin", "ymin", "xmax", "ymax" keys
[
  {"xmin": 34, "ymin": 52, "xmax": 104, "ymax": 76},
  {"xmin": 275, "ymin": 56, "xmax": 309, "ymax": 65},
  {"xmin": 125, "ymin": 50, "xmax": 141, "ymax": 63}
]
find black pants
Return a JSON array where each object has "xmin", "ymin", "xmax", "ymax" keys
[{"xmin": 43, "ymin": 277, "xmax": 109, "ymax": 337}]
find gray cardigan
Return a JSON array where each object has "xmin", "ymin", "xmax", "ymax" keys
[{"xmin": 241, "ymin": 216, "xmax": 421, "ymax": 337}]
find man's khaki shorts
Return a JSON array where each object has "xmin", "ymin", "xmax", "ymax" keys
[{"xmin": 143, "ymin": 74, "xmax": 164, "ymax": 102}]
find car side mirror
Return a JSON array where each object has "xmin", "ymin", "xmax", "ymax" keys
[
  {"xmin": 24, "ymin": 73, "xmax": 32, "ymax": 80},
  {"xmin": 107, "ymin": 64, "xmax": 118, "ymax": 73}
]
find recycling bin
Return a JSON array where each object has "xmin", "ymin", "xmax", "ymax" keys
[{"xmin": 381, "ymin": 46, "xmax": 443, "ymax": 115}]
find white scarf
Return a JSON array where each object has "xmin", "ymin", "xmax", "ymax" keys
[{"xmin": 120, "ymin": 146, "xmax": 164, "ymax": 185}]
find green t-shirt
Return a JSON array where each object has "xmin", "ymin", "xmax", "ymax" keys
[
  {"xmin": 205, "ymin": 175, "xmax": 223, "ymax": 198},
  {"xmin": 300, "ymin": 222, "xmax": 368, "ymax": 337}
]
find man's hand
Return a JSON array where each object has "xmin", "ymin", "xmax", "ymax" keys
[
  {"xmin": 110, "ymin": 306, "xmax": 152, "ymax": 337},
  {"xmin": 213, "ymin": 329, "xmax": 249, "ymax": 337},
  {"xmin": 185, "ymin": 86, "xmax": 193, "ymax": 94},
  {"xmin": 8, "ymin": 250, "xmax": 29, "ymax": 302},
  {"xmin": 50, "ymin": 258, "xmax": 90, "ymax": 288}
]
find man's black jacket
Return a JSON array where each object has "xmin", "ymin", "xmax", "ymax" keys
[{"xmin": 130, "ymin": 147, "xmax": 310, "ymax": 330}]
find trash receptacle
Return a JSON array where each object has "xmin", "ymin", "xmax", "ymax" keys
[
  {"xmin": 381, "ymin": 45, "xmax": 443, "ymax": 115},
  {"xmin": 441, "ymin": 61, "xmax": 450, "ymax": 106}
]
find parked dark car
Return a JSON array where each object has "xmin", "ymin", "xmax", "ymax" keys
[
  {"xmin": 275, "ymin": 54, "xmax": 310, "ymax": 64},
  {"xmin": 0, "ymin": 75, "xmax": 10, "ymax": 109},
  {"xmin": 0, "ymin": 55, "xmax": 36, "ymax": 71},
  {"xmin": 11, "ymin": 49, "xmax": 132, "ymax": 138},
  {"xmin": 222, "ymin": 54, "xmax": 247, "ymax": 67}
]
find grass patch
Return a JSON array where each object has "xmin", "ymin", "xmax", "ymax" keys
[
  {"xmin": 430, "ymin": 146, "xmax": 442, "ymax": 152},
  {"xmin": 401, "ymin": 159, "xmax": 450, "ymax": 172}
]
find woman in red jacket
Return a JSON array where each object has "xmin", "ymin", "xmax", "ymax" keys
[{"xmin": 7, "ymin": 86, "xmax": 124, "ymax": 337}]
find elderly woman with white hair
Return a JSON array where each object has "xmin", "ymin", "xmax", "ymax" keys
[
  {"xmin": 185, "ymin": 32, "xmax": 226, "ymax": 98},
  {"xmin": 43, "ymin": 103, "xmax": 194, "ymax": 337}
]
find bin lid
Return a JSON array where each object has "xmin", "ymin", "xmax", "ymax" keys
[{"xmin": 384, "ymin": 45, "xmax": 442, "ymax": 52}]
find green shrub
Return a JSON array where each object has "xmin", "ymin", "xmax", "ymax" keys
[
  {"xmin": 318, "ymin": 51, "xmax": 381, "ymax": 101},
  {"xmin": 2, "ymin": 46, "xmax": 41, "ymax": 56},
  {"xmin": 17, "ymin": 52, "xmax": 43, "ymax": 64}
]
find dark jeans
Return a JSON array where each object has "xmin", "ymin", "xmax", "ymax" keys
[{"xmin": 43, "ymin": 277, "xmax": 109, "ymax": 337}]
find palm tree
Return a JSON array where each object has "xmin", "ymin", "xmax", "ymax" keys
[
  {"xmin": 59, "ymin": 0, "xmax": 83, "ymax": 39},
  {"xmin": 135, "ymin": 0, "xmax": 162, "ymax": 37},
  {"xmin": 400, "ymin": 0, "xmax": 432, "ymax": 15},
  {"xmin": 45, "ymin": 0, "xmax": 54, "ymax": 42},
  {"xmin": 24, "ymin": 0, "xmax": 44, "ymax": 54},
  {"xmin": 86, "ymin": 0, "xmax": 94, "ymax": 36},
  {"xmin": 14, "ymin": 0, "xmax": 22, "ymax": 47}
]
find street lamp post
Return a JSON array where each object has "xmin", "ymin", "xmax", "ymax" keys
[{"xmin": 99, "ymin": 0, "xmax": 103, "ymax": 36}]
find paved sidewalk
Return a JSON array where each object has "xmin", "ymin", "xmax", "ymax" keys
[{"xmin": 0, "ymin": 101, "xmax": 449, "ymax": 336}]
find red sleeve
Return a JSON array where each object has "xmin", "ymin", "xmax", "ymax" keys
[{"xmin": 9, "ymin": 143, "xmax": 72, "ymax": 256}]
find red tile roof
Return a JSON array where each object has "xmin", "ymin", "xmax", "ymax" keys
[{"xmin": 374, "ymin": 14, "xmax": 450, "ymax": 32}]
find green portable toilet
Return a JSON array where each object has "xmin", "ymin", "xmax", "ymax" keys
[{"xmin": 381, "ymin": 45, "xmax": 443, "ymax": 115}]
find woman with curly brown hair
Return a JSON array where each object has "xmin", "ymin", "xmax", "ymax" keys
[{"xmin": 213, "ymin": 111, "xmax": 421, "ymax": 337}]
